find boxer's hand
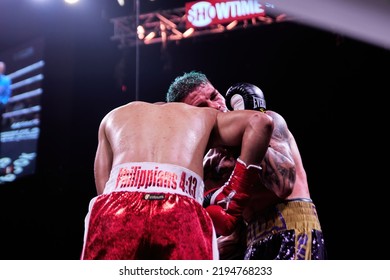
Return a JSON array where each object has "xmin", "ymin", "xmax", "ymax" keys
[{"xmin": 206, "ymin": 158, "xmax": 261, "ymax": 236}]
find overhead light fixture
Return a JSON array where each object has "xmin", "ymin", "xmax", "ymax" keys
[
  {"xmin": 226, "ymin": 20, "xmax": 238, "ymax": 30},
  {"xmin": 183, "ymin": 28, "xmax": 194, "ymax": 38},
  {"xmin": 117, "ymin": 0, "xmax": 125, "ymax": 7},
  {"xmin": 144, "ymin": 32, "xmax": 156, "ymax": 43},
  {"xmin": 137, "ymin": 25, "xmax": 145, "ymax": 40},
  {"xmin": 64, "ymin": 0, "xmax": 79, "ymax": 4}
]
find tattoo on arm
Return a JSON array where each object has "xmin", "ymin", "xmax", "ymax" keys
[
  {"xmin": 261, "ymin": 147, "xmax": 296, "ymax": 198},
  {"xmin": 260, "ymin": 112, "xmax": 296, "ymax": 198}
]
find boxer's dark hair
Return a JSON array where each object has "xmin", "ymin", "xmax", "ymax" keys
[{"xmin": 166, "ymin": 71, "xmax": 209, "ymax": 102}]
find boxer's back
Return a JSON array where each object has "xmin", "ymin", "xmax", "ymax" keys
[{"xmin": 103, "ymin": 101, "xmax": 218, "ymax": 177}]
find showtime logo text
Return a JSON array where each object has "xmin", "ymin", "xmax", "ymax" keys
[{"xmin": 186, "ymin": 0, "xmax": 265, "ymax": 28}]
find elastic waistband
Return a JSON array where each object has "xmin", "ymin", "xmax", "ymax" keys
[
  {"xmin": 103, "ymin": 162, "xmax": 205, "ymax": 204},
  {"xmin": 246, "ymin": 200, "xmax": 322, "ymax": 246}
]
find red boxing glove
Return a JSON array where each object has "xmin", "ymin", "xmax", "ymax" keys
[
  {"xmin": 206, "ymin": 158, "xmax": 261, "ymax": 236},
  {"xmin": 206, "ymin": 205, "xmax": 237, "ymax": 236}
]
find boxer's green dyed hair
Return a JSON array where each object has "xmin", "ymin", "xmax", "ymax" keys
[{"xmin": 166, "ymin": 71, "xmax": 209, "ymax": 102}]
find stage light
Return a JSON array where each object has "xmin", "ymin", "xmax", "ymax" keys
[
  {"xmin": 117, "ymin": 0, "xmax": 125, "ymax": 7},
  {"xmin": 183, "ymin": 28, "xmax": 194, "ymax": 38},
  {"xmin": 226, "ymin": 20, "xmax": 238, "ymax": 30},
  {"xmin": 64, "ymin": 0, "xmax": 79, "ymax": 4},
  {"xmin": 144, "ymin": 32, "xmax": 156, "ymax": 43},
  {"xmin": 137, "ymin": 25, "xmax": 145, "ymax": 40}
]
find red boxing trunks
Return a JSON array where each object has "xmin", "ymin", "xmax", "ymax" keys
[
  {"xmin": 245, "ymin": 199, "xmax": 327, "ymax": 260},
  {"xmin": 81, "ymin": 162, "xmax": 218, "ymax": 260}
]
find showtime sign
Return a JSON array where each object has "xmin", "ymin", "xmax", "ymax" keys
[{"xmin": 185, "ymin": 0, "xmax": 265, "ymax": 28}]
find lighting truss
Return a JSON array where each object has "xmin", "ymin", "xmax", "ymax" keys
[{"xmin": 110, "ymin": 7, "xmax": 288, "ymax": 48}]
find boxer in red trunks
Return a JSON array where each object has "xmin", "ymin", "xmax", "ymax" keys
[{"xmin": 81, "ymin": 101, "xmax": 273, "ymax": 260}]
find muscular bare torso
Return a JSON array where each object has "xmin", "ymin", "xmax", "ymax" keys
[
  {"xmin": 94, "ymin": 102, "xmax": 223, "ymax": 194},
  {"xmin": 95, "ymin": 101, "xmax": 272, "ymax": 195},
  {"xmin": 103, "ymin": 102, "xmax": 218, "ymax": 176}
]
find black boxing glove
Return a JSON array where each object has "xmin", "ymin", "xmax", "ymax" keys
[{"xmin": 225, "ymin": 83, "xmax": 266, "ymax": 112}]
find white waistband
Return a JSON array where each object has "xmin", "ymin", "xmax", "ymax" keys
[{"xmin": 103, "ymin": 162, "xmax": 204, "ymax": 204}]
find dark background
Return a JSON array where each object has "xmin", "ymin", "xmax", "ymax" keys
[{"xmin": 0, "ymin": 0, "xmax": 388, "ymax": 260}]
